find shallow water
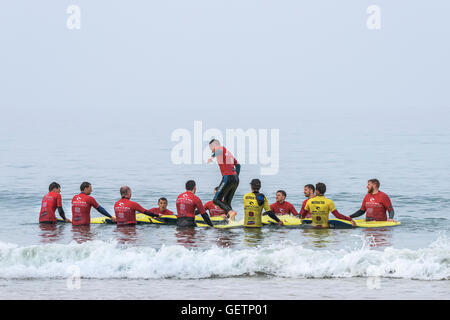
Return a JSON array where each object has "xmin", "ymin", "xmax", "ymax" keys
[{"xmin": 1, "ymin": 115, "xmax": 449, "ymax": 299}]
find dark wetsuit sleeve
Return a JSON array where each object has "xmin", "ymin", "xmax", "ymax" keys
[
  {"xmin": 57, "ymin": 207, "xmax": 67, "ymax": 220},
  {"xmin": 143, "ymin": 210, "xmax": 159, "ymax": 218},
  {"xmin": 266, "ymin": 211, "xmax": 281, "ymax": 223},
  {"xmin": 201, "ymin": 213, "xmax": 214, "ymax": 227},
  {"xmin": 96, "ymin": 205, "xmax": 112, "ymax": 218},
  {"xmin": 388, "ymin": 209, "xmax": 395, "ymax": 220},
  {"xmin": 331, "ymin": 210, "xmax": 352, "ymax": 221},
  {"xmin": 235, "ymin": 163, "xmax": 241, "ymax": 175},
  {"xmin": 350, "ymin": 209, "xmax": 365, "ymax": 218}
]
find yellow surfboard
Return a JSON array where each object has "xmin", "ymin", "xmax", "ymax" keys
[
  {"xmin": 262, "ymin": 215, "xmax": 302, "ymax": 226},
  {"xmin": 213, "ymin": 220, "xmax": 245, "ymax": 229},
  {"xmin": 301, "ymin": 218, "xmax": 401, "ymax": 228}
]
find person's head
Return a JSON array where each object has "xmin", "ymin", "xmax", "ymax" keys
[
  {"xmin": 276, "ymin": 190, "xmax": 287, "ymax": 203},
  {"xmin": 209, "ymin": 139, "xmax": 221, "ymax": 152},
  {"xmin": 158, "ymin": 197, "xmax": 168, "ymax": 210},
  {"xmin": 304, "ymin": 184, "xmax": 315, "ymax": 198},
  {"xmin": 80, "ymin": 182, "xmax": 92, "ymax": 195},
  {"xmin": 120, "ymin": 186, "xmax": 132, "ymax": 199},
  {"xmin": 367, "ymin": 179, "xmax": 380, "ymax": 194},
  {"xmin": 185, "ymin": 180, "xmax": 196, "ymax": 193},
  {"xmin": 315, "ymin": 182, "xmax": 326, "ymax": 196},
  {"xmin": 250, "ymin": 179, "xmax": 261, "ymax": 192},
  {"xmin": 213, "ymin": 186, "xmax": 218, "ymax": 196},
  {"xmin": 48, "ymin": 182, "xmax": 61, "ymax": 193}
]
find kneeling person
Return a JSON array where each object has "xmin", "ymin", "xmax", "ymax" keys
[
  {"xmin": 114, "ymin": 186, "xmax": 159, "ymax": 226},
  {"xmin": 243, "ymin": 179, "xmax": 283, "ymax": 227}
]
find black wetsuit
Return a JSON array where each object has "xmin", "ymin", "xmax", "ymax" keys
[{"xmin": 213, "ymin": 174, "xmax": 239, "ymax": 214}]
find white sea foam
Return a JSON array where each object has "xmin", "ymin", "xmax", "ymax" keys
[{"xmin": 0, "ymin": 238, "xmax": 449, "ymax": 280}]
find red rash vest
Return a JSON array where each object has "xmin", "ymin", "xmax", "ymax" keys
[
  {"xmin": 114, "ymin": 198, "xmax": 148, "ymax": 225},
  {"xmin": 204, "ymin": 200, "xmax": 227, "ymax": 217},
  {"xmin": 360, "ymin": 191, "xmax": 393, "ymax": 221},
  {"xmin": 270, "ymin": 201, "xmax": 299, "ymax": 216},
  {"xmin": 149, "ymin": 207, "xmax": 174, "ymax": 216},
  {"xmin": 71, "ymin": 193, "xmax": 99, "ymax": 226},
  {"xmin": 176, "ymin": 191, "xmax": 205, "ymax": 218},
  {"xmin": 299, "ymin": 199, "xmax": 312, "ymax": 218},
  {"xmin": 215, "ymin": 146, "xmax": 238, "ymax": 176},
  {"xmin": 39, "ymin": 191, "xmax": 62, "ymax": 223}
]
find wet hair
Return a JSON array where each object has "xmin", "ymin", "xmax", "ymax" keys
[
  {"xmin": 209, "ymin": 139, "xmax": 220, "ymax": 145},
  {"xmin": 120, "ymin": 186, "xmax": 131, "ymax": 197},
  {"xmin": 304, "ymin": 184, "xmax": 315, "ymax": 192},
  {"xmin": 368, "ymin": 179, "xmax": 380, "ymax": 188},
  {"xmin": 276, "ymin": 190, "xmax": 287, "ymax": 198},
  {"xmin": 315, "ymin": 182, "xmax": 326, "ymax": 195},
  {"xmin": 158, "ymin": 197, "xmax": 168, "ymax": 203},
  {"xmin": 80, "ymin": 182, "xmax": 91, "ymax": 192},
  {"xmin": 250, "ymin": 179, "xmax": 261, "ymax": 191},
  {"xmin": 185, "ymin": 180, "xmax": 196, "ymax": 191},
  {"xmin": 48, "ymin": 182, "xmax": 60, "ymax": 192}
]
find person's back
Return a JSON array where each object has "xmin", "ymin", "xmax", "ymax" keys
[
  {"xmin": 72, "ymin": 182, "xmax": 114, "ymax": 226},
  {"xmin": 72, "ymin": 192, "xmax": 98, "ymax": 225},
  {"xmin": 243, "ymin": 192, "xmax": 269, "ymax": 227},
  {"xmin": 243, "ymin": 179, "xmax": 282, "ymax": 228},
  {"xmin": 39, "ymin": 182, "xmax": 69, "ymax": 223},
  {"xmin": 304, "ymin": 195, "xmax": 336, "ymax": 227},
  {"xmin": 114, "ymin": 198, "xmax": 146, "ymax": 226},
  {"xmin": 176, "ymin": 180, "xmax": 213, "ymax": 227},
  {"xmin": 303, "ymin": 183, "xmax": 354, "ymax": 228}
]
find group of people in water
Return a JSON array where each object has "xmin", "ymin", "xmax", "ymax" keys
[{"xmin": 39, "ymin": 139, "xmax": 396, "ymax": 228}]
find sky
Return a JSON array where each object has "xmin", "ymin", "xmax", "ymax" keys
[
  {"xmin": 0, "ymin": 1, "xmax": 449, "ymax": 145},
  {"xmin": 0, "ymin": 0, "xmax": 449, "ymax": 209}
]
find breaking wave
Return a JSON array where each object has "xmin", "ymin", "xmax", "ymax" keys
[{"xmin": 0, "ymin": 237, "xmax": 449, "ymax": 280}]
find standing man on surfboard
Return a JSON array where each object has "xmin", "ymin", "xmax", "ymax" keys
[
  {"xmin": 350, "ymin": 179, "xmax": 395, "ymax": 222},
  {"xmin": 176, "ymin": 180, "xmax": 214, "ymax": 227},
  {"xmin": 301, "ymin": 182, "xmax": 356, "ymax": 228},
  {"xmin": 71, "ymin": 182, "xmax": 116, "ymax": 226},
  {"xmin": 114, "ymin": 186, "xmax": 160, "ymax": 226},
  {"xmin": 39, "ymin": 182, "xmax": 71, "ymax": 224},
  {"xmin": 204, "ymin": 187, "xmax": 227, "ymax": 218},
  {"xmin": 299, "ymin": 184, "xmax": 315, "ymax": 218},
  {"xmin": 207, "ymin": 139, "xmax": 240, "ymax": 221}
]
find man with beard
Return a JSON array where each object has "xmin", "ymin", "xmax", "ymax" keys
[
  {"xmin": 350, "ymin": 179, "xmax": 395, "ymax": 222},
  {"xmin": 299, "ymin": 184, "xmax": 315, "ymax": 219}
]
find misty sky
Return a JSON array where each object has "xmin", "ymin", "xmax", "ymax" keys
[{"xmin": 0, "ymin": 1, "xmax": 449, "ymax": 153}]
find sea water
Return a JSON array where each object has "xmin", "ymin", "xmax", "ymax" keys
[{"xmin": 0, "ymin": 108, "xmax": 449, "ymax": 299}]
